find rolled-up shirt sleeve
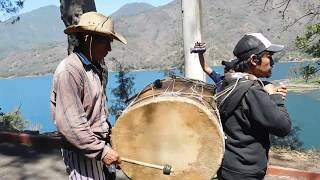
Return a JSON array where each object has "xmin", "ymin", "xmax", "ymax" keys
[
  {"xmin": 54, "ymin": 70, "xmax": 110, "ymax": 160},
  {"xmin": 209, "ymin": 71, "xmax": 223, "ymax": 84}
]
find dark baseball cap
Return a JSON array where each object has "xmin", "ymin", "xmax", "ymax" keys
[{"xmin": 233, "ymin": 33, "xmax": 284, "ymax": 61}]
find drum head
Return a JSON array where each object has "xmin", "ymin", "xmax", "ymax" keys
[{"xmin": 112, "ymin": 97, "xmax": 224, "ymax": 180}]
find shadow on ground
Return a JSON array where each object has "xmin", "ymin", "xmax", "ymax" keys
[{"xmin": 0, "ymin": 142, "xmax": 67, "ymax": 180}]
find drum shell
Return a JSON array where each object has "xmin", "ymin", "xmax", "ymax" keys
[{"xmin": 112, "ymin": 78, "xmax": 224, "ymax": 180}]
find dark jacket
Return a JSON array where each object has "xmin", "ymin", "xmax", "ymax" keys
[{"xmin": 217, "ymin": 73, "xmax": 291, "ymax": 179}]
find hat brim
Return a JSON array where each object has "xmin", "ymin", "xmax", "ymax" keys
[
  {"xmin": 222, "ymin": 59, "xmax": 239, "ymax": 69},
  {"xmin": 267, "ymin": 44, "xmax": 284, "ymax": 52},
  {"xmin": 64, "ymin": 25, "xmax": 127, "ymax": 45}
]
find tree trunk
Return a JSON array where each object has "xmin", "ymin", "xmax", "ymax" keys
[{"xmin": 59, "ymin": 0, "xmax": 96, "ymax": 55}]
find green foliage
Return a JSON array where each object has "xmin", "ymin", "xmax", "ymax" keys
[
  {"xmin": 271, "ymin": 125, "xmax": 303, "ymax": 150},
  {"xmin": 109, "ymin": 58, "xmax": 135, "ymax": 120},
  {"xmin": 300, "ymin": 63, "xmax": 319, "ymax": 82},
  {"xmin": 288, "ymin": 61, "xmax": 320, "ymax": 82},
  {"xmin": 0, "ymin": 107, "xmax": 4, "ymax": 116},
  {"xmin": 0, "ymin": 107, "xmax": 28, "ymax": 131},
  {"xmin": 296, "ymin": 23, "xmax": 320, "ymax": 58}
]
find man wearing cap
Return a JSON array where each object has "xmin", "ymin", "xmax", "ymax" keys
[
  {"xmin": 50, "ymin": 12, "xmax": 127, "ymax": 180},
  {"xmin": 216, "ymin": 33, "xmax": 291, "ymax": 180}
]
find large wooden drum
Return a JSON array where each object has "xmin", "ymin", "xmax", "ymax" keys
[{"xmin": 112, "ymin": 77, "xmax": 225, "ymax": 180}]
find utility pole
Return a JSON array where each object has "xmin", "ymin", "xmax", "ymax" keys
[{"xmin": 181, "ymin": 0, "xmax": 206, "ymax": 81}]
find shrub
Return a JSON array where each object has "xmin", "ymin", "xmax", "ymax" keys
[{"xmin": 0, "ymin": 107, "xmax": 28, "ymax": 131}]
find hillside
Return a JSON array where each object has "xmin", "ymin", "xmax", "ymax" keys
[
  {"xmin": 0, "ymin": 0, "xmax": 317, "ymax": 77},
  {"xmin": 0, "ymin": 5, "xmax": 65, "ymax": 59},
  {"xmin": 111, "ymin": 2, "xmax": 155, "ymax": 19}
]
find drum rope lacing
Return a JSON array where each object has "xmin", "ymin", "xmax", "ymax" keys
[
  {"xmin": 216, "ymin": 77, "xmax": 241, "ymax": 108},
  {"xmin": 129, "ymin": 78, "xmax": 215, "ymax": 105},
  {"xmin": 214, "ymin": 76, "xmax": 265, "ymax": 108},
  {"xmin": 126, "ymin": 77, "xmax": 224, "ymax": 131}
]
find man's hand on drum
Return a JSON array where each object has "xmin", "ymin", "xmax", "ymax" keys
[{"xmin": 103, "ymin": 148, "xmax": 121, "ymax": 165}]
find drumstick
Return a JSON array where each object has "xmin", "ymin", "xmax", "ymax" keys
[{"xmin": 121, "ymin": 157, "xmax": 174, "ymax": 175}]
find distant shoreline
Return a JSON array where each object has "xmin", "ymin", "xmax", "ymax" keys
[
  {"xmin": 279, "ymin": 57, "xmax": 320, "ymax": 63},
  {"xmin": 0, "ymin": 68, "xmax": 163, "ymax": 80},
  {"xmin": 273, "ymin": 79, "xmax": 320, "ymax": 93},
  {"xmin": 0, "ymin": 58, "xmax": 320, "ymax": 81}
]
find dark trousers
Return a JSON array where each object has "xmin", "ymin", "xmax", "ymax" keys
[{"xmin": 217, "ymin": 166, "xmax": 266, "ymax": 180}]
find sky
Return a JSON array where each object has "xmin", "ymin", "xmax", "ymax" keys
[
  {"xmin": 0, "ymin": 0, "xmax": 173, "ymax": 21},
  {"xmin": 19, "ymin": 0, "xmax": 173, "ymax": 15}
]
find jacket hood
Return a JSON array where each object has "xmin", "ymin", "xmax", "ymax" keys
[{"xmin": 217, "ymin": 73, "xmax": 261, "ymax": 119}]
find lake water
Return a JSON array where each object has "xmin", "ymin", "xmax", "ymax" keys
[{"xmin": 0, "ymin": 62, "xmax": 319, "ymax": 149}]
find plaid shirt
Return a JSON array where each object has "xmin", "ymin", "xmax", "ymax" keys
[{"xmin": 50, "ymin": 53, "xmax": 110, "ymax": 160}]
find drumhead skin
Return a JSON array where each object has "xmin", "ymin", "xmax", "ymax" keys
[{"xmin": 112, "ymin": 78, "xmax": 224, "ymax": 180}]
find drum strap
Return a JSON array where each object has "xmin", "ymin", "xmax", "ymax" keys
[{"xmin": 216, "ymin": 79, "xmax": 261, "ymax": 119}]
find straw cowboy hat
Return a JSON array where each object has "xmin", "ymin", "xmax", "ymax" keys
[{"xmin": 64, "ymin": 12, "xmax": 127, "ymax": 44}]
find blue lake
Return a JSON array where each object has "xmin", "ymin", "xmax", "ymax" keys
[{"xmin": 0, "ymin": 62, "xmax": 319, "ymax": 149}]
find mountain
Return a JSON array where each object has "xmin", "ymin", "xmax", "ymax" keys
[
  {"xmin": 0, "ymin": 5, "xmax": 65, "ymax": 59},
  {"xmin": 111, "ymin": 3, "xmax": 155, "ymax": 19},
  {"xmin": 0, "ymin": 0, "xmax": 316, "ymax": 77},
  {"xmin": 105, "ymin": 0, "xmax": 313, "ymax": 69}
]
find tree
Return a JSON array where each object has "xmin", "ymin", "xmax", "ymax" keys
[
  {"xmin": 261, "ymin": 0, "xmax": 320, "ymax": 58},
  {"xmin": 296, "ymin": 23, "xmax": 320, "ymax": 58},
  {"xmin": 109, "ymin": 58, "xmax": 135, "ymax": 120},
  {"xmin": 0, "ymin": 0, "xmax": 24, "ymax": 23},
  {"xmin": 0, "ymin": 106, "xmax": 28, "ymax": 131},
  {"xmin": 289, "ymin": 60, "xmax": 320, "ymax": 82},
  {"xmin": 300, "ymin": 62, "xmax": 319, "ymax": 82},
  {"xmin": 261, "ymin": 0, "xmax": 319, "ymax": 22},
  {"xmin": 59, "ymin": 0, "xmax": 96, "ymax": 54},
  {"xmin": 0, "ymin": 107, "xmax": 4, "ymax": 116}
]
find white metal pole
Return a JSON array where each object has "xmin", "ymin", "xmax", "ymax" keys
[{"xmin": 181, "ymin": 0, "xmax": 206, "ymax": 81}]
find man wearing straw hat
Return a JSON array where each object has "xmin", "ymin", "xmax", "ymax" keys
[{"xmin": 50, "ymin": 12, "xmax": 127, "ymax": 180}]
